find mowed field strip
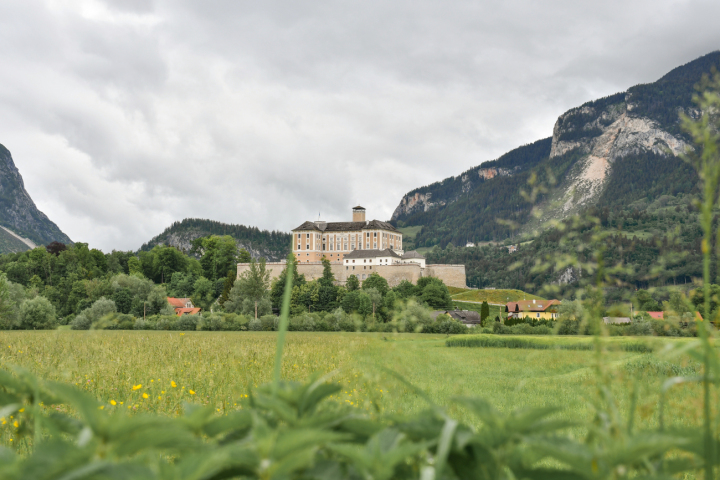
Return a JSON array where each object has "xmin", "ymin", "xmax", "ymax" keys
[{"xmin": 0, "ymin": 331, "xmax": 704, "ymax": 437}]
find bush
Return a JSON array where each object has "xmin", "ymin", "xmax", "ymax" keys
[
  {"xmin": 175, "ymin": 315, "xmax": 198, "ymax": 331},
  {"xmin": 260, "ymin": 315, "xmax": 278, "ymax": 331},
  {"xmin": 510, "ymin": 323, "xmax": 534, "ymax": 335},
  {"xmin": 557, "ymin": 319, "xmax": 580, "ymax": 335},
  {"xmin": 19, "ymin": 296, "xmax": 57, "ymax": 330},
  {"xmin": 493, "ymin": 322, "xmax": 511, "ymax": 334},
  {"xmin": 71, "ymin": 313, "xmax": 92, "ymax": 330},
  {"xmin": 248, "ymin": 318, "xmax": 262, "ymax": 331}
]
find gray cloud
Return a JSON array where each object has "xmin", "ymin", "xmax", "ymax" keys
[{"xmin": 0, "ymin": 0, "xmax": 718, "ymax": 251}]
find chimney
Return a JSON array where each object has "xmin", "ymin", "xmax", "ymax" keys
[
  {"xmin": 532, "ymin": 299, "xmax": 535, "ymax": 304},
  {"xmin": 352, "ymin": 205, "xmax": 366, "ymax": 222}
]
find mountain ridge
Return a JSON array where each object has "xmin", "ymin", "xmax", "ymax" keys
[
  {"xmin": 0, "ymin": 143, "xmax": 71, "ymax": 252},
  {"xmin": 391, "ymin": 51, "xmax": 718, "ymax": 249}
]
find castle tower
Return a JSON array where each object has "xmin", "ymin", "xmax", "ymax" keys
[{"xmin": 352, "ymin": 205, "xmax": 366, "ymax": 222}]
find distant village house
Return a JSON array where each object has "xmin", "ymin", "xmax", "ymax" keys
[
  {"xmin": 167, "ymin": 297, "xmax": 200, "ymax": 316},
  {"xmin": 505, "ymin": 299, "xmax": 560, "ymax": 320}
]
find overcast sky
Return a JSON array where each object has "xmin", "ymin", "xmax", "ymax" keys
[{"xmin": 1, "ymin": 0, "xmax": 718, "ymax": 252}]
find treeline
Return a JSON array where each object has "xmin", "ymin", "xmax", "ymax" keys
[
  {"xmin": 140, "ymin": 218, "xmax": 291, "ymax": 260},
  {"xmin": 0, "ymin": 236, "xmax": 251, "ymax": 328}
]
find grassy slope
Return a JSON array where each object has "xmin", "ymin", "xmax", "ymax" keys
[
  {"xmin": 452, "ymin": 289, "xmax": 546, "ymax": 304},
  {"xmin": 0, "ymin": 331, "xmax": 700, "ymax": 434}
]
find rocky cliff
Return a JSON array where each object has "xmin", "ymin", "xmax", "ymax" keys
[{"xmin": 0, "ymin": 144, "xmax": 71, "ymax": 252}]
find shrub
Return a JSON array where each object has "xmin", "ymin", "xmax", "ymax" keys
[
  {"xmin": 510, "ymin": 323, "xmax": 534, "ymax": 335},
  {"xmin": 557, "ymin": 319, "xmax": 580, "ymax": 335},
  {"xmin": 493, "ymin": 322, "xmax": 510, "ymax": 334},
  {"xmin": 260, "ymin": 315, "xmax": 278, "ymax": 331},
  {"xmin": 248, "ymin": 318, "xmax": 262, "ymax": 331},
  {"xmin": 19, "ymin": 296, "xmax": 57, "ymax": 329},
  {"xmin": 71, "ymin": 313, "xmax": 92, "ymax": 330},
  {"xmin": 175, "ymin": 314, "xmax": 198, "ymax": 331}
]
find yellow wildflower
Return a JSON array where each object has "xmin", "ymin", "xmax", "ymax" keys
[
  {"xmin": 98, "ymin": 406, "xmax": 104, "ymax": 410},
  {"xmin": 18, "ymin": 408, "xmax": 24, "ymax": 413},
  {"xmin": 161, "ymin": 391, "xmax": 165, "ymax": 394},
  {"xmin": 110, "ymin": 400, "xmax": 117, "ymax": 406},
  {"xmin": 132, "ymin": 384, "xmax": 142, "ymax": 390},
  {"xmin": 171, "ymin": 381, "xmax": 177, "ymax": 388},
  {"xmin": 189, "ymin": 390, "xmax": 195, "ymax": 395},
  {"xmin": 180, "ymin": 333, "xmax": 185, "ymax": 336},
  {"xmin": 158, "ymin": 396, "xmax": 162, "ymax": 400},
  {"xmin": 142, "ymin": 393, "xmax": 149, "ymax": 399}
]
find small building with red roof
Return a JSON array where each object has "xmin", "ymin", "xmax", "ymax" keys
[{"xmin": 167, "ymin": 298, "xmax": 200, "ymax": 316}]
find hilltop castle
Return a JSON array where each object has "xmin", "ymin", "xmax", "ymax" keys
[{"xmin": 237, "ymin": 206, "xmax": 466, "ymax": 288}]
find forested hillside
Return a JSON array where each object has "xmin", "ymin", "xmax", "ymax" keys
[
  {"xmin": 140, "ymin": 218, "xmax": 291, "ymax": 261},
  {"xmin": 391, "ymin": 51, "xmax": 718, "ymax": 250},
  {"xmin": 427, "ymin": 196, "xmax": 703, "ymax": 298}
]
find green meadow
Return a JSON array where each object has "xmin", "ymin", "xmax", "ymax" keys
[{"xmin": 0, "ymin": 330, "xmax": 704, "ymax": 444}]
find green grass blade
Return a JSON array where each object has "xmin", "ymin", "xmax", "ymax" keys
[{"xmin": 273, "ymin": 251, "xmax": 295, "ymax": 396}]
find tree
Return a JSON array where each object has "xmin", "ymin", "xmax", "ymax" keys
[
  {"xmin": 226, "ymin": 258, "xmax": 270, "ymax": 319},
  {"xmin": 19, "ymin": 296, "xmax": 57, "ymax": 330},
  {"xmin": 346, "ymin": 275, "xmax": 360, "ymax": 292},
  {"xmin": 480, "ymin": 301, "xmax": 490, "ymax": 324},
  {"xmin": 128, "ymin": 256, "xmax": 143, "ymax": 276},
  {"xmin": 198, "ymin": 236, "xmax": 238, "ymax": 281},
  {"xmin": 421, "ymin": 283, "xmax": 452, "ymax": 309},
  {"xmin": 270, "ymin": 253, "xmax": 305, "ymax": 309},
  {"xmin": 218, "ymin": 270, "xmax": 236, "ymax": 306},
  {"xmin": 238, "ymin": 248, "xmax": 252, "ymax": 263},
  {"xmin": 393, "ymin": 280, "xmax": 415, "ymax": 299},
  {"xmin": 112, "ymin": 288, "xmax": 133, "ymax": 314},
  {"xmin": 46, "ymin": 241, "xmax": 67, "ymax": 256},
  {"xmin": 191, "ymin": 277, "xmax": 215, "ymax": 312},
  {"xmin": 317, "ymin": 258, "xmax": 338, "ymax": 311},
  {"xmin": 364, "ymin": 287, "xmax": 383, "ymax": 318},
  {"xmin": 362, "ymin": 273, "xmax": 388, "ymax": 296},
  {"xmin": 341, "ymin": 290, "xmax": 359, "ymax": 313},
  {"xmin": 0, "ymin": 273, "xmax": 12, "ymax": 322}
]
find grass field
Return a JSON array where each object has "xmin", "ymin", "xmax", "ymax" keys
[
  {"xmin": 452, "ymin": 288, "xmax": 546, "ymax": 304},
  {"xmin": 0, "ymin": 330, "xmax": 705, "ymax": 444}
]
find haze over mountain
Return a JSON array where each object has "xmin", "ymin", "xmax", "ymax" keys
[
  {"xmin": 391, "ymin": 51, "xmax": 716, "ymax": 250},
  {"xmin": 0, "ymin": 144, "xmax": 71, "ymax": 253}
]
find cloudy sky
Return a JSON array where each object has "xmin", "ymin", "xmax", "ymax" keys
[{"xmin": 1, "ymin": 0, "xmax": 718, "ymax": 251}]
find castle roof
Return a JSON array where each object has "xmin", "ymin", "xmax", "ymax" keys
[
  {"xmin": 401, "ymin": 251, "xmax": 425, "ymax": 259},
  {"xmin": 343, "ymin": 248, "xmax": 401, "ymax": 260},
  {"xmin": 292, "ymin": 220, "xmax": 398, "ymax": 233}
]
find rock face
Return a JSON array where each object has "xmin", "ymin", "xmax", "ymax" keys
[
  {"xmin": 548, "ymin": 100, "xmax": 691, "ymax": 215},
  {"xmin": 391, "ymin": 192, "xmax": 444, "ymax": 220},
  {"xmin": 0, "ymin": 143, "xmax": 71, "ymax": 251}
]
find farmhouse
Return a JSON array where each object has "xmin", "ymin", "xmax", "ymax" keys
[
  {"xmin": 167, "ymin": 297, "xmax": 201, "ymax": 316},
  {"xmin": 505, "ymin": 299, "xmax": 560, "ymax": 320},
  {"xmin": 432, "ymin": 309, "xmax": 482, "ymax": 326},
  {"xmin": 238, "ymin": 206, "xmax": 467, "ymax": 288}
]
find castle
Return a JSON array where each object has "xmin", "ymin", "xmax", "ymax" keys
[{"xmin": 237, "ymin": 206, "xmax": 466, "ymax": 288}]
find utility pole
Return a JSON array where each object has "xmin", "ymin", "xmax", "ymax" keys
[
  {"xmin": 255, "ymin": 300, "xmax": 258, "ymax": 320},
  {"xmin": 144, "ymin": 301, "xmax": 146, "ymax": 321}
]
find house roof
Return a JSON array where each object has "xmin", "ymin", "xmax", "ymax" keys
[
  {"xmin": 176, "ymin": 307, "xmax": 201, "ymax": 316},
  {"xmin": 292, "ymin": 220, "xmax": 398, "ymax": 233},
  {"xmin": 401, "ymin": 251, "xmax": 425, "ymax": 259},
  {"xmin": 167, "ymin": 297, "xmax": 191, "ymax": 308},
  {"xmin": 432, "ymin": 310, "xmax": 481, "ymax": 324},
  {"xmin": 344, "ymin": 248, "xmax": 401, "ymax": 260},
  {"xmin": 646, "ymin": 311, "xmax": 664, "ymax": 319},
  {"xmin": 353, "ymin": 205, "xmax": 365, "ymax": 210},
  {"xmin": 505, "ymin": 299, "xmax": 560, "ymax": 312}
]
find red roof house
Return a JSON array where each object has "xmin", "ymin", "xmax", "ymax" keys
[{"xmin": 167, "ymin": 298, "xmax": 199, "ymax": 316}]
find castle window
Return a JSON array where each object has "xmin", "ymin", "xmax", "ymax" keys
[
  {"xmin": 306, "ymin": 233, "xmax": 310, "ymax": 239},
  {"xmin": 306, "ymin": 244, "xmax": 309, "ymax": 250},
  {"xmin": 369, "ymin": 266, "xmax": 372, "ymax": 270},
  {"xmin": 352, "ymin": 266, "xmax": 355, "ymax": 270},
  {"xmin": 362, "ymin": 274, "xmax": 366, "ymax": 279},
  {"xmin": 346, "ymin": 266, "xmax": 348, "ymax": 270},
  {"xmin": 374, "ymin": 232, "xmax": 377, "ymax": 237},
  {"xmin": 297, "ymin": 245, "xmax": 300, "ymax": 250}
]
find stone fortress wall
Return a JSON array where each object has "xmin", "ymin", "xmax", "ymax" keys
[{"xmin": 237, "ymin": 261, "xmax": 466, "ymax": 288}]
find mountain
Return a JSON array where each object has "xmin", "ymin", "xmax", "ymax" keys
[
  {"xmin": 391, "ymin": 51, "xmax": 718, "ymax": 250},
  {"xmin": 0, "ymin": 143, "xmax": 71, "ymax": 253},
  {"xmin": 140, "ymin": 218, "xmax": 291, "ymax": 261}
]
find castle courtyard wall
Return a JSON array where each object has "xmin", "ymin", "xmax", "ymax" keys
[{"xmin": 238, "ymin": 262, "xmax": 466, "ymax": 288}]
